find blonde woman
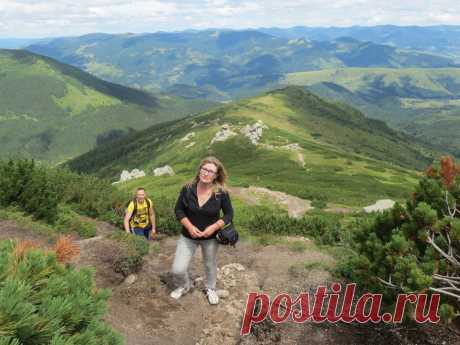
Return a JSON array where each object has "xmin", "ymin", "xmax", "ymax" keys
[{"xmin": 170, "ymin": 157, "xmax": 233, "ymax": 305}]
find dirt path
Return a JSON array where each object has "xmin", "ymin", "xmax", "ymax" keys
[
  {"xmin": 229, "ymin": 186, "xmax": 314, "ymax": 218},
  {"xmin": 74, "ymin": 229, "xmax": 337, "ymax": 345},
  {"xmin": 229, "ymin": 186, "xmax": 357, "ymax": 217},
  {"xmin": 0, "ymin": 220, "xmax": 56, "ymax": 246},
  {"xmin": 1, "ymin": 219, "xmax": 459, "ymax": 345}
]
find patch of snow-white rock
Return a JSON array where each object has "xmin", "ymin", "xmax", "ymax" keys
[
  {"xmin": 210, "ymin": 124, "xmax": 237, "ymax": 144},
  {"xmin": 282, "ymin": 143, "xmax": 301, "ymax": 151},
  {"xmin": 240, "ymin": 120, "xmax": 268, "ymax": 145},
  {"xmin": 112, "ymin": 169, "xmax": 145, "ymax": 184},
  {"xmin": 153, "ymin": 165, "xmax": 175, "ymax": 176},
  {"xmin": 363, "ymin": 199, "xmax": 395, "ymax": 213}
]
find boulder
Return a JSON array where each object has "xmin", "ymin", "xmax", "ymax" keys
[
  {"xmin": 153, "ymin": 165, "xmax": 175, "ymax": 176},
  {"xmin": 240, "ymin": 120, "xmax": 268, "ymax": 145},
  {"xmin": 123, "ymin": 274, "xmax": 137, "ymax": 285},
  {"xmin": 211, "ymin": 124, "xmax": 237, "ymax": 144},
  {"xmin": 114, "ymin": 169, "xmax": 146, "ymax": 184}
]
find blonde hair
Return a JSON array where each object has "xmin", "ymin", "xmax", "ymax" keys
[{"xmin": 188, "ymin": 156, "xmax": 228, "ymax": 193}]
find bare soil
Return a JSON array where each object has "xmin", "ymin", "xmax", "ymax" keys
[{"xmin": 1, "ymin": 220, "xmax": 459, "ymax": 345}]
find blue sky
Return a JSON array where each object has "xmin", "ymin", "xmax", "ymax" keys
[{"xmin": 0, "ymin": 0, "xmax": 459, "ymax": 38}]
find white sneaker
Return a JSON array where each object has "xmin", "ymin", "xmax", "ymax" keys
[
  {"xmin": 170, "ymin": 287, "xmax": 188, "ymax": 300},
  {"xmin": 205, "ymin": 288, "xmax": 219, "ymax": 305}
]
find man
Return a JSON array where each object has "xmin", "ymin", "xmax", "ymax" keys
[{"xmin": 124, "ymin": 187, "xmax": 156, "ymax": 240}]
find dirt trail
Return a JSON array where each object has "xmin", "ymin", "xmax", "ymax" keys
[
  {"xmin": 229, "ymin": 186, "xmax": 314, "ymax": 218},
  {"xmin": 75, "ymin": 227, "xmax": 337, "ymax": 345},
  {"xmin": 229, "ymin": 186, "xmax": 356, "ymax": 217},
  {"xmin": 1, "ymin": 220, "xmax": 459, "ymax": 345}
]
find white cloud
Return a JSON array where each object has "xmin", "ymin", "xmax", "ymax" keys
[{"xmin": 0, "ymin": 0, "xmax": 459, "ymax": 38}]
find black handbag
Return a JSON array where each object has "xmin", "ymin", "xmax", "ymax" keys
[{"xmin": 216, "ymin": 222, "xmax": 239, "ymax": 246}]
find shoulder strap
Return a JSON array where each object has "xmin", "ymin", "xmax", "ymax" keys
[
  {"xmin": 146, "ymin": 198, "xmax": 151, "ymax": 219},
  {"xmin": 130, "ymin": 199, "xmax": 137, "ymax": 221}
]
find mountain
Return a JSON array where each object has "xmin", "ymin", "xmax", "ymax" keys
[
  {"xmin": 67, "ymin": 86, "xmax": 437, "ymax": 207},
  {"xmin": 0, "ymin": 38, "xmax": 47, "ymax": 49},
  {"xmin": 25, "ymin": 30, "xmax": 458, "ymax": 100},
  {"xmin": 0, "ymin": 49, "xmax": 213, "ymax": 163},
  {"xmin": 259, "ymin": 25, "xmax": 460, "ymax": 59},
  {"xmin": 281, "ymin": 68, "xmax": 460, "ymax": 156}
]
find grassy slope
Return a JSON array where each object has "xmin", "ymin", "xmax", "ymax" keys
[
  {"xmin": 282, "ymin": 67, "xmax": 460, "ymax": 155},
  {"xmin": 0, "ymin": 49, "xmax": 212, "ymax": 163},
  {"xmin": 67, "ymin": 87, "xmax": 435, "ymax": 207}
]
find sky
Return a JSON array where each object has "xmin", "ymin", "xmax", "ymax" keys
[{"xmin": 0, "ymin": 0, "xmax": 459, "ymax": 38}]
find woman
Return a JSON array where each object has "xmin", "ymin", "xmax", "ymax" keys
[{"xmin": 170, "ymin": 156, "xmax": 233, "ymax": 305}]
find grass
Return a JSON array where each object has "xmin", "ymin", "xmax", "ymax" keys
[
  {"xmin": 282, "ymin": 67, "xmax": 460, "ymax": 156},
  {"xmin": 283, "ymin": 68, "xmax": 460, "ymax": 94},
  {"xmin": 0, "ymin": 49, "xmax": 214, "ymax": 163},
  {"xmin": 0, "ymin": 206, "xmax": 99, "ymax": 239},
  {"xmin": 69, "ymin": 87, "xmax": 429, "ymax": 208},
  {"xmin": 0, "ymin": 207, "xmax": 58, "ymax": 238},
  {"xmin": 53, "ymin": 83, "xmax": 121, "ymax": 116}
]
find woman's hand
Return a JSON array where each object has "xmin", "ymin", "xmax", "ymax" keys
[
  {"xmin": 188, "ymin": 225, "xmax": 203, "ymax": 239},
  {"xmin": 201, "ymin": 224, "xmax": 219, "ymax": 238}
]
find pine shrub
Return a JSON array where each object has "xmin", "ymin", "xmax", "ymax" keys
[
  {"xmin": 340, "ymin": 156, "xmax": 460, "ymax": 321},
  {"xmin": 0, "ymin": 239, "xmax": 122, "ymax": 344}
]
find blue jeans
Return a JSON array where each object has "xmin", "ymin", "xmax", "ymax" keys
[{"xmin": 131, "ymin": 224, "xmax": 152, "ymax": 240}]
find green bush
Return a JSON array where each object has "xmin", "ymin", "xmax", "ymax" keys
[
  {"xmin": 154, "ymin": 195, "xmax": 182, "ymax": 236},
  {"xmin": 311, "ymin": 198, "xmax": 327, "ymax": 209},
  {"xmin": 110, "ymin": 232, "xmax": 150, "ymax": 276},
  {"xmin": 55, "ymin": 205, "xmax": 97, "ymax": 239},
  {"xmin": 340, "ymin": 157, "xmax": 460, "ymax": 321},
  {"xmin": 0, "ymin": 159, "xmax": 126, "ymax": 228},
  {"xmin": 243, "ymin": 207, "xmax": 341, "ymax": 245},
  {"xmin": 0, "ymin": 239, "xmax": 122, "ymax": 344},
  {"xmin": 0, "ymin": 160, "xmax": 59, "ymax": 223}
]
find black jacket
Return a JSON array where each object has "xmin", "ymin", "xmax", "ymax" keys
[{"xmin": 175, "ymin": 183, "xmax": 233, "ymax": 240}]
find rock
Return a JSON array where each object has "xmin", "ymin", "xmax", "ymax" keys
[
  {"xmin": 124, "ymin": 274, "xmax": 137, "ymax": 285},
  {"xmin": 240, "ymin": 120, "xmax": 268, "ymax": 145},
  {"xmin": 211, "ymin": 124, "xmax": 237, "ymax": 144},
  {"xmin": 363, "ymin": 199, "xmax": 395, "ymax": 213},
  {"xmin": 180, "ymin": 132, "xmax": 195, "ymax": 142},
  {"xmin": 114, "ymin": 169, "xmax": 146, "ymax": 184},
  {"xmin": 153, "ymin": 165, "xmax": 175, "ymax": 176},
  {"xmin": 221, "ymin": 263, "xmax": 246, "ymax": 273},
  {"xmin": 282, "ymin": 143, "xmax": 301, "ymax": 151},
  {"xmin": 217, "ymin": 289, "xmax": 230, "ymax": 298}
]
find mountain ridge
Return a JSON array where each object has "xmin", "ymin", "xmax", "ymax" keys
[
  {"xmin": 0, "ymin": 49, "xmax": 213, "ymax": 163},
  {"xmin": 67, "ymin": 86, "xmax": 436, "ymax": 206}
]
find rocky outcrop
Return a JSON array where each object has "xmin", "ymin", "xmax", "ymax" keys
[
  {"xmin": 153, "ymin": 165, "xmax": 175, "ymax": 176},
  {"xmin": 282, "ymin": 143, "xmax": 301, "ymax": 151},
  {"xmin": 180, "ymin": 132, "xmax": 195, "ymax": 142},
  {"xmin": 211, "ymin": 124, "xmax": 237, "ymax": 144},
  {"xmin": 363, "ymin": 199, "xmax": 395, "ymax": 213},
  {"xmin": 112, "ymin": 169, "xmax": 145, "ymax": 184},
  {"xmin": 240, "ymin": 120, "xmax": 267, "ymax": 145}
]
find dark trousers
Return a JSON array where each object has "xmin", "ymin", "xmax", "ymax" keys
[{"xmin": 131, "ymin": 224, "xmax": 152, "ymax": 240}]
